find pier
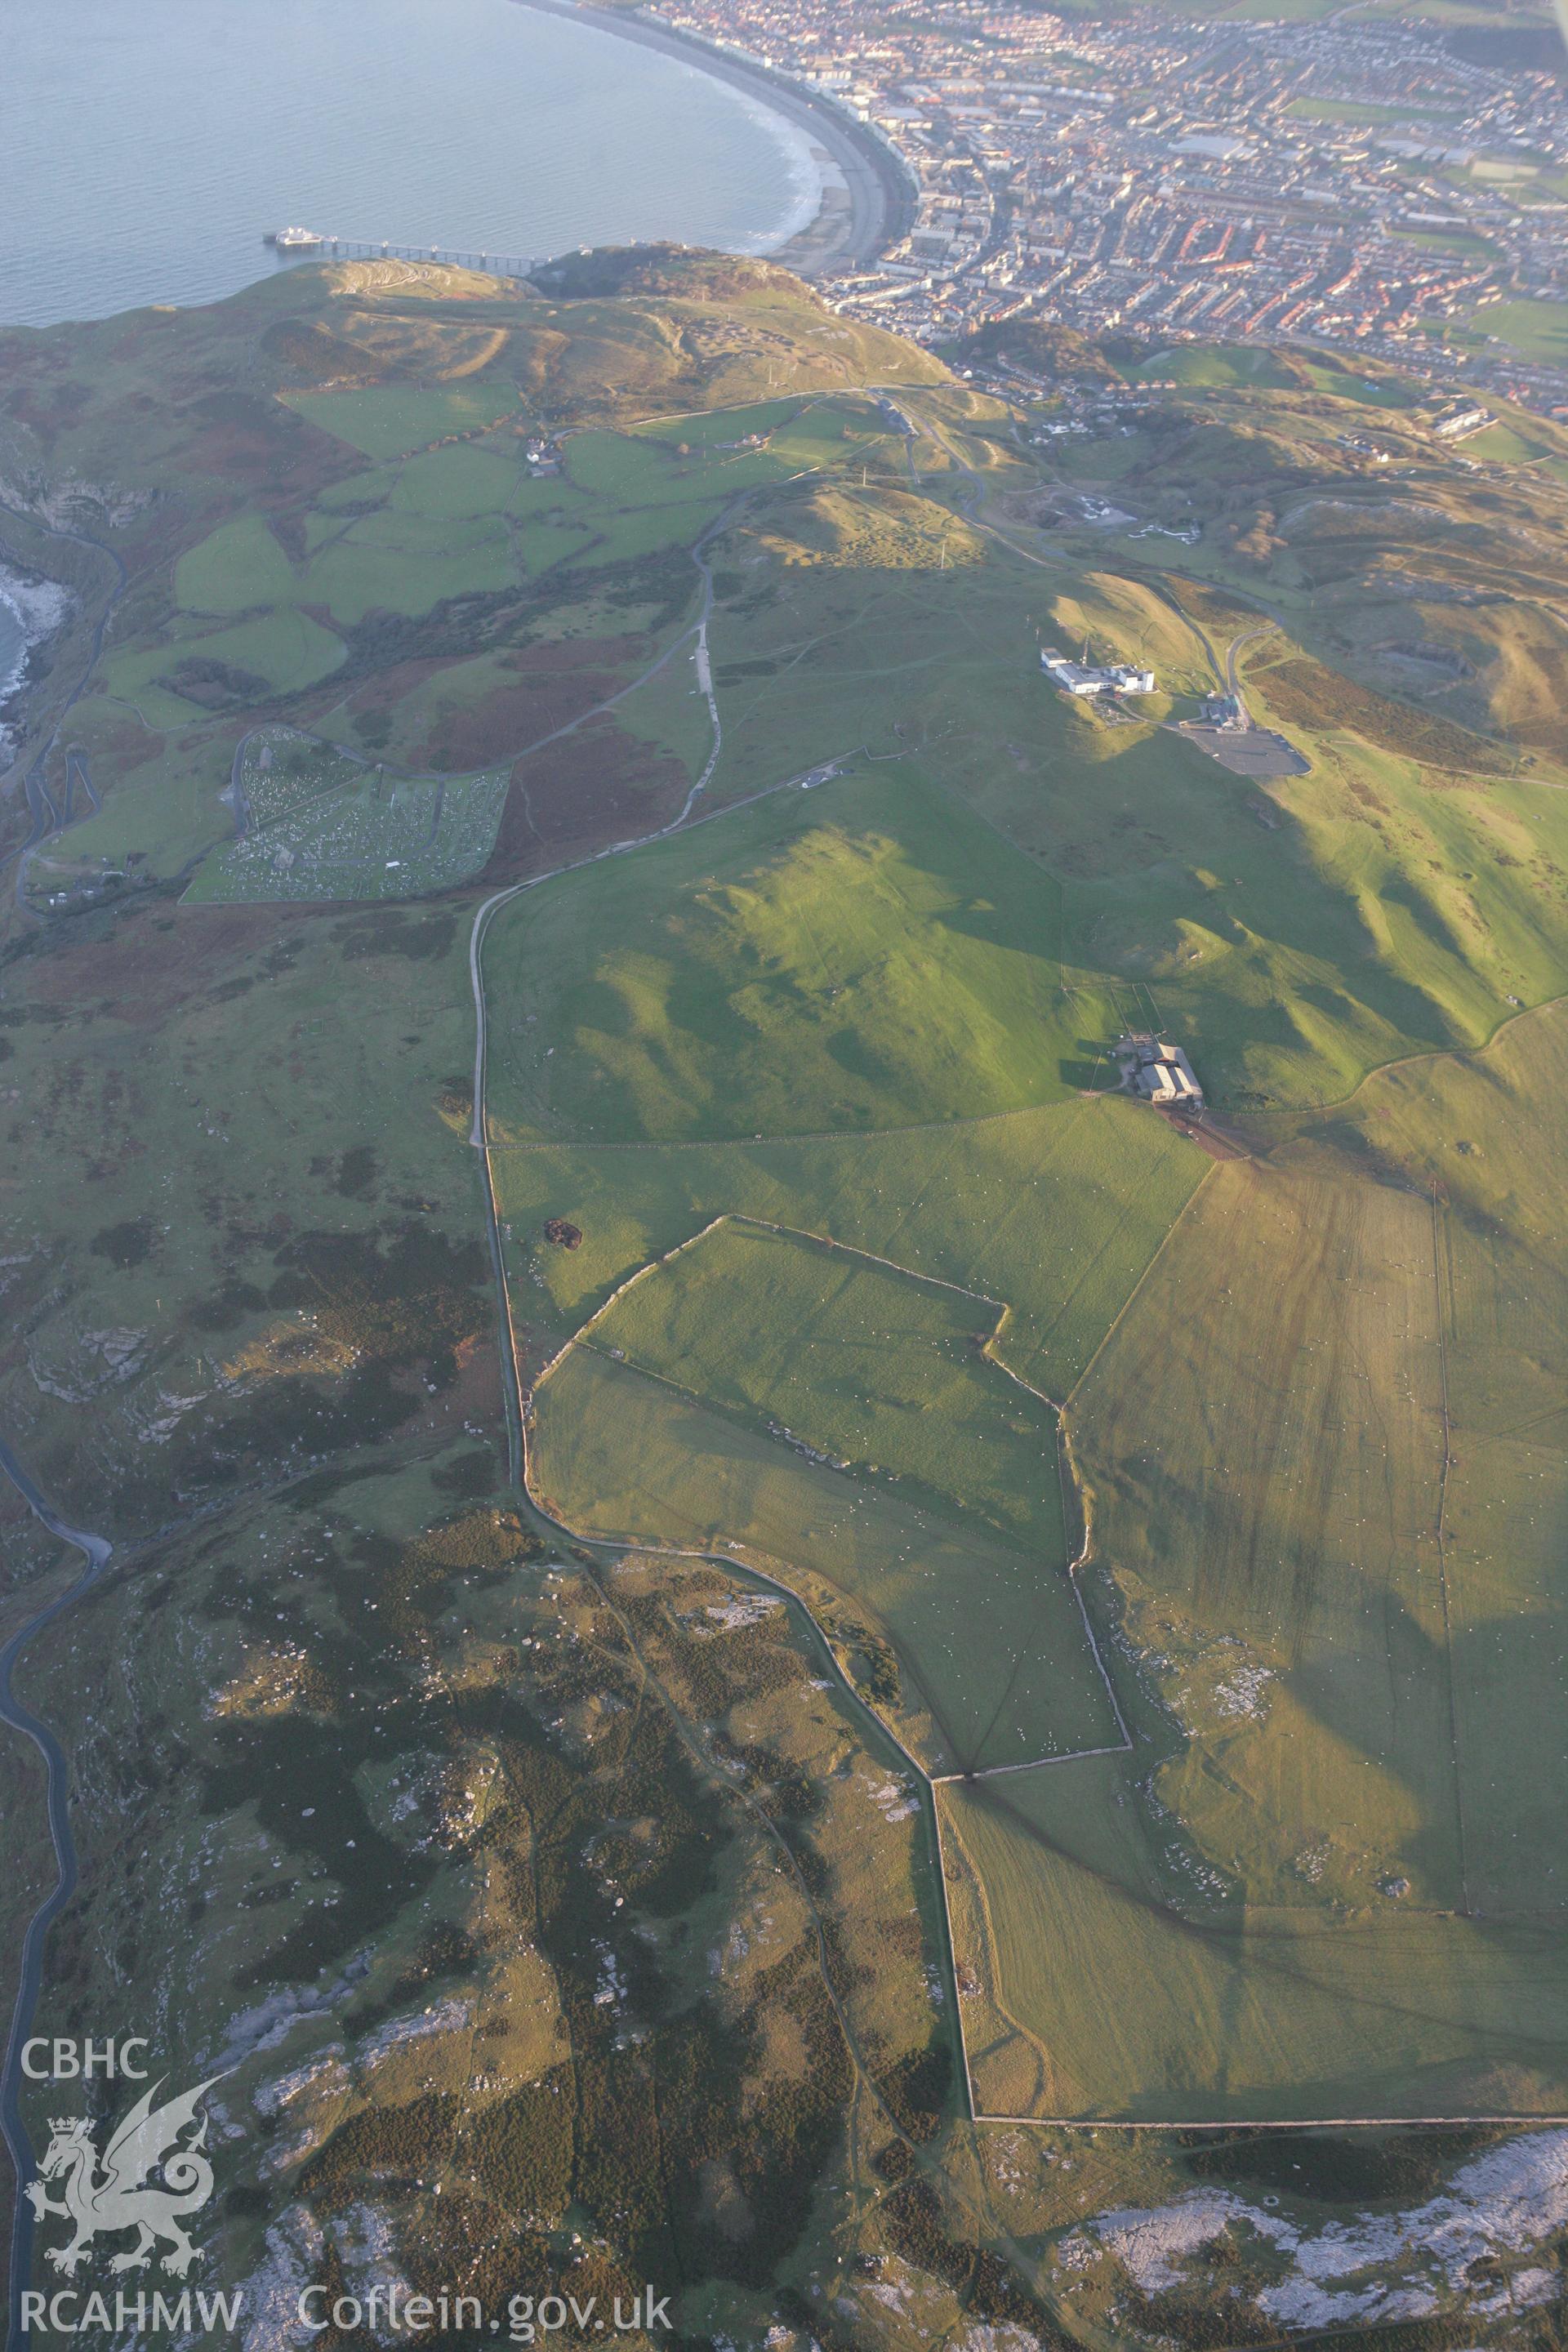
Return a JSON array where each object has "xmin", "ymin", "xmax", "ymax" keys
[{"xmin": 270, "ymin": 237, "xmax": 537, "ymax": 278}]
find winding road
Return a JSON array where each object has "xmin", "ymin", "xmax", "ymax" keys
[
  {"xmin": 0, "ymin": 1441, "xmax": 112, "ymax": 2352},
  {"xmin": 467, "ymin": 498, "xmax": 742, "ymax": 1166},
  {"xmin": 1224, "ymin": 623, "xmax": 1275, "ymax": 727}
]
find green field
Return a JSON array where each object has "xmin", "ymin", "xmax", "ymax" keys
[
  {"xmin": 529, "ymin": 1221, "xmax": 1121, "ymax": 1775},
  {"xmin": 1298, "ymin": 359, "xmax": 1417, "ymax": 408},
  {"xmin": 568, "ymin": 397, "xmax": 893, "ymax": 511},
  {"xmin": 1393, "ymin": 223, "xmax": 1500, "ymax": 262},
  {"xmin": 303, "ymin": 512, "xmax": 516, "ymax": 624},
  {"xmin": 304, "ymin": 501, "xmax": 527, "ymax": 621},
  {"xmin": 492, "ymin": 1094, "xmax": 1203, "ymax": 1402},
  {"xmin": 1285, "ymin": 95, "xmax": 1461, "ymax": 126},
  {"xmin": 631, "ymin": 396, "xmax": 808, "ymax": 448},
  {"xmin": 100, "ymin": 608, "xmax": 345, "ymax": 725},
  {"xmin": 388, "ymin": 443, "xmax": 523, "ymax": 518},
  {"xmin": 483, "ymin": 768, "xmax": 1111, "ymax": 1147},
  {"xmin": 945, "ymin": 1019, "xmax": 1568, "ymax": 2117},
  {"xmin": 176, "ymin": 514, "xmax": 297, "ymax": 613},
  {"xmin": 577, "ymin": 1218, "xmax": 1061, "ymax": 1542},
  {"xmin": 1129, "ymin": 345, "xmax": 1300, "ymax": 390},
  {"xmin": 282, "ymin": 381, "xmax": 525, "ymax": 457},
  {"xmin": 258, "ymin": 391, "xmax": 910, "ymax": 627},
  {"xmin": 30, "ymin": 721, "xmax": 239, "ymax": 882}
]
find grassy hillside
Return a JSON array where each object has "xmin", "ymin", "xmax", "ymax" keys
[
  {"xmin": 7, "ymin": 244, "xmax": 1568, "ymax": 2346},
  {"xmin": 483, "ymin": 768, "xmax": 1104, "ymax": 1144},
  {"xmin": 951, "ymin": 1004, "xmax": 1568, "ymax": 2118},
  {"xmin": 532, "ymin": 1337, "xmax": 1113, "ymax": 1776},
  {"xmin": 492, "ymin": 1093, "xmax": 1203, "ymax": 1398}
]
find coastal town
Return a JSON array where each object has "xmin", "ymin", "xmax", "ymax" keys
[{"xmin": 647, "ymin": 0, "xmax": 1568, "ymax": 415}]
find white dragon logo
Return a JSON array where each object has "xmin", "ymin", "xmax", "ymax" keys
[{"xmin": 25, "ymin": 2077, "xmax": 220, "ymax": 2278}]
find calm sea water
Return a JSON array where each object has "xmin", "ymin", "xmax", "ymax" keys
[{"xmin": 0, "ymin": 0, "xmax": 818, "ymax": 329}]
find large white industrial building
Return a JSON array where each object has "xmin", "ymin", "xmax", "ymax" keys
[{"xmin": 1040, "ymin": 648, "xmax": 1156, "ymax": 698}]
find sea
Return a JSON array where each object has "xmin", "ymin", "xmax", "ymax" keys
[{"xmin": 0, "ymin": 0, "xmax": 822, "ymax": 331}]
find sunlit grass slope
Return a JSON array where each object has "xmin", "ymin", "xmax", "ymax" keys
[
  {"xmin": 950, "ymin": 1019, "xmax": 1568, "ymax": 2116},
  {"xmin": 493, "ymin": 1094, "xmax": 1204, "ymax": 1399},
  {"xmin": 483, "ymin": 769, "xmax": 1111, "ymax": 1144}
]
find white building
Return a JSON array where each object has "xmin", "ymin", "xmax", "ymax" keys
[
  {"xmin": 1040, "ymin": 647, "xmax": 1156, "ymax": 697},
  {"xmin": 1116, "ymin": 1032, "xmax": 1204, "ymax": 1109}
]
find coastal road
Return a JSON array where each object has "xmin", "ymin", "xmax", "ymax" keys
[{"xmin": 0, "ymin": 1441, "xmax": 113, "ymax": 2352}]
